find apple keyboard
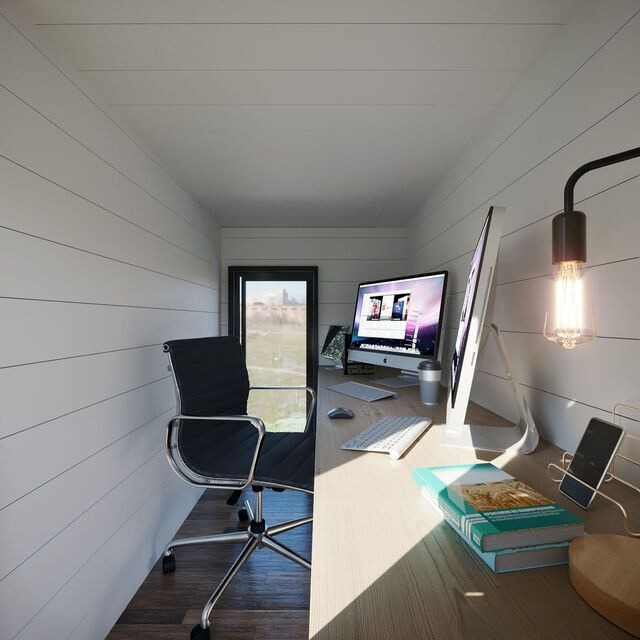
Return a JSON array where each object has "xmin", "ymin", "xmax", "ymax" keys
[{"xmin": 341, "ymin": 415, "xmax": 432, "ymax": 459}]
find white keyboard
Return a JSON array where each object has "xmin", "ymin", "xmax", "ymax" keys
[
  {"xmin": 341, "ymin": 415, "xmax": 432, "ymax": 460},
  {"xmin": 328, "ymin": 381, "xmax": 396, "ymax": 402}
]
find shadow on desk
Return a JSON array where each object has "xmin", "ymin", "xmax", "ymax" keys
[
  {"xmin": 311, "ymin": 523, "xmax": 635, "ymax": 640},
  {"xmin": 311, "ymin": 449, "xmax": 638, "ymax": 640},
  {"xmin": 313, "ymin": 369, "xmax": 639, "ymax": 639}
]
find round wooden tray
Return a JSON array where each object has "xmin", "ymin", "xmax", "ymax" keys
[{"xmin": 569, "ymin": 534, "xmax": 640, "ymax": 638}]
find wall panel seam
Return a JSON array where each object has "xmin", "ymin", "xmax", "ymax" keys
[
  {"xmin": 0, "ymin": 224, "xmax": 219, "ymax": 292},
  {"xmin": 221, "ymin": 235, "xmax": 405, "ymax": 239},
  {"xmin": 477, "ymin": 369, "xmax": 640, "ymax": 424},
  {"xmin": 0, "ymin": 295, "xmax": 220, "ymax": 314},
  {"xmin": 220, "ymin": 257, "xmax": 405, "ymax": 261},
  {"xmin": 1, "ymin": 343, "xmax": 164, "ymax": 371},
  {"xmin": 0, "ymin": 375, "xmax": 171, "ymax": 441},
  {"xmin": 419, "ymin": 175, "xmax": 640, "ymax": 273},
  {"xmin": 0, "ymin": 85, "xmax": 216, "ymax": 248},
  {"xmin": 410, "ymin": 87, "xmax": 640, "ymax": 257},
  {"xmin": 443, "ymin": 327, "xmax": 640, "ymax": 341},
  {"xmin": 60, "ymin": 487, "xmax": 201, "ymax": 640},
  {"xmin": 0, "ymin": 151, "xmax": 218, "ymax": 268},
  {"xmin": 440, "ymin": 255, "xmax": 639, "ymax": 297},
  {"xmin": 0, "ymin": 10, "xmax": 219, "ymax": 242},
  {"xmin": 409, "ymin": 8, "xmax": 640, "ymax": 239},
  {"xmin": 6, "ymin": 455, "xmax": 171, "ymax": 640},
  {"xmin": 0, "ymin": 405, "xmax": 175, "ymax": 515}
]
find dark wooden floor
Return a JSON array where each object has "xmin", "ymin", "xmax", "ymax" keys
[{"xmin": 107, "ymin": 488, "xmax": 313, "ymax": 640}]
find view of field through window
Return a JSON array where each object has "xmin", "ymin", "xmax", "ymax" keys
[{"xmin": 245, "ymin": 280, "xmax": 308, "ymax": 432}]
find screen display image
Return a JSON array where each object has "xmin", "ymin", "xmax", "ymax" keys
[
  {"xmin": 450, "ymin": 210, "xmax": 493, "ymax": 408},
  {"xmin": 350, "ymin": 272, "xmax": 447, "ymax": 358},
  {"xmin": 559, "ymin": 418, "xmax": 624, "ymax": 508}
]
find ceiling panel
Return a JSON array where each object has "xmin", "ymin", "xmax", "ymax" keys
[
  {"xmin": 202, "ymin": 198, "xmax": 426, "ymax": 228},
  {"xmin": 25, "ymin": 0, "xmax": 574, "ymax": 25},
  {"xmin": 15, "ymin": 1, "xmax": 576, "ymax": 226},
  {"xmin": 111, "ymin": 104, "xmax": 495, "ymax": 132},
  {"xmin": 34, "ymin": 23, "xmax": 559, "ymax": 71},
  {"xmin": 78, "ymin": 69, "xmax": 521, "ymax": 106},
  {"xmin": 131, "ymin": 111, "xmax": 490, "ymax": 198},
  {"xmin": 205, "ymin": 199, "xmax": 389, "ymax": 228}
]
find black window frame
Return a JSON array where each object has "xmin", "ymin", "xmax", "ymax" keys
[{"xmin": 228, "ymin": 266, "xmax": 319, "ymax": 393}]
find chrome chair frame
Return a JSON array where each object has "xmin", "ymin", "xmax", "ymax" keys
[{"xmin": 162, "ymin": 345, "xmax": 316, "ymax": 640}]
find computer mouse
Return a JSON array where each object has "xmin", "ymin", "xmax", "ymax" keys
[{"xmin": 328, "ymin": 407, "xmax": 354, "ymax": 420}]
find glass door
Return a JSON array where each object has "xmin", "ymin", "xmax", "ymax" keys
[{"xmin": 229, "ymin": 267, "xmax": 318, "ymax": 432}]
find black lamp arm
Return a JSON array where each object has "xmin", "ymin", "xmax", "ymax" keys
[
  {"xmin": 554, "ymin": 145, "xmax": 640, "ymax": 265},
  {"xmin": 564, "ymin": 145, "xmax": 640, "ymax": 212}
]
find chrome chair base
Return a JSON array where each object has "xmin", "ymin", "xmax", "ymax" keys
[{"xmin": 162, "ymin": 490, "xmax": 312, "ymax": 639}]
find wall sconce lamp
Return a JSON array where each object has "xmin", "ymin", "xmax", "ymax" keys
[{"xmin": 544, "ymin": 145, "xmax": 640, "ymax": 349}]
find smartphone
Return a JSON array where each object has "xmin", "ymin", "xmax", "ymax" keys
[{"xmin": 559, "ymin": 418, "xmax": 624, "ymax": 509}]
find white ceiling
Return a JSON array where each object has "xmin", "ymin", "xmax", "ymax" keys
[{"xmin": 21, "ymin": 0, "xmax": 575, "ymax": 227}]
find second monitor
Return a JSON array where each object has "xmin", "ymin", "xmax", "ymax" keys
[{"xmin": 347, "ymin": 271, "xmax": 448, "ymax": 387}]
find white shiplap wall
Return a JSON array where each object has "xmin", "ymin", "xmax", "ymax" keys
[
  {"xmin": 220, "ymin": 228, "xmax": 406, "ymax": 357},
  {"xmin": 406, "ymin": 0, "xmax": 640, "ymax": 470},
  {"xmin": 0, "ymin": 7, "xmax": 219, "ymax": 640}
]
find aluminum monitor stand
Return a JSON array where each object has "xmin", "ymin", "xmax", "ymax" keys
[
  {"xmin": 376, "ymin": 321, "xmax": 446, "ymax": 389},
  {"xmin": 440, "ymin": 324, "xmax": 539, "ymax": 454},
  {"xmin": 375, "ymin": 370, "xmax": 420, "ymax": 388}
]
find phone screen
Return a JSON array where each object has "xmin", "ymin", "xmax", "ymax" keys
[{"xmin": 559, "ymin": 418, "xmax": 624, "ymax": 508}]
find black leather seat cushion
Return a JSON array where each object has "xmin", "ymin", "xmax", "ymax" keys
[
  {"xmin": 177, "ymin": 419, "xmax": 315, "ymax": 491},
  {"xmin": 255, "ymin": 430, "xmax": 315, "ymax": 490}
]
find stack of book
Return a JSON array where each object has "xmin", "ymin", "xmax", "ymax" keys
[{"xmin": 413, "ymin": 463, "xmax": 584, "ymax": 573}]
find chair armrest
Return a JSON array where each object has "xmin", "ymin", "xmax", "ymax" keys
[
  {"xmin": 172, "ymin": 413, "xmax": 266, "ymax": 436},
  {"xmin": 166, "ymin": 413, "xmax": 266, "ymax": 490},
  {"xmin": 249, "ymin": 386, "xmax": 317, "ymax": 432}
]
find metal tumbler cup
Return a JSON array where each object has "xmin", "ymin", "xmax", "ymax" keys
[{"xmin": 417, "ymin": 359, "xmax": 442, "ymax": 405}]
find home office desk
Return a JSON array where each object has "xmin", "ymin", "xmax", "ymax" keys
[{"xmin": 309, "ymin": 367, "xmax": 639, "ymax": 640}]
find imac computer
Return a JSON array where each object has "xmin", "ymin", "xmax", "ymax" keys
[
  {"xmin": 347, "ymin": 271, "xmax": 448, "ymax": 387},
  {"xmin": 440, "ymin": 206, "xmax": 539, "ymax": 454}
]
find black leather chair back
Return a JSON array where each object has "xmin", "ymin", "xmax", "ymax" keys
[
  {"xmin": 163, "ymin": 336, "xmax": 259, "ymax": 483},
  {"xmin": 164, "ymin": 336, "xmax": 250, "ymax": 417}
]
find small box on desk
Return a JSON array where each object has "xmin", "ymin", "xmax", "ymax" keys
[
  {"xmin": 343, "ymin": 362, "xmax": 376, "ymax": 376},
  {"xmin": 341, "ymin": 334, "xmax": 376, "ymax": 375}
]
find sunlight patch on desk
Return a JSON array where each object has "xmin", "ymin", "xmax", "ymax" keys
[
  {"xmin": 311, "ymin": 462, "xmax": 443, "ymax": 634},
  {"xmin": 486, "ymin": 449, "xmax": 519, "ymax": 469}
]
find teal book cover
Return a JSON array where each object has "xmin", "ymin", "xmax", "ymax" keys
[
  {"xmin": 413, "ymin": 463, "xmax": 583, "ymax": 552},
  {"xmin": 421, "ymin": 487, "xmax": 570, "ymax": 573}
]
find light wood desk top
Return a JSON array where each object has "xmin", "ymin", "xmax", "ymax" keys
[{"xmin": 309, "ymin": 368, "xmax": 639, "ymax": 640}]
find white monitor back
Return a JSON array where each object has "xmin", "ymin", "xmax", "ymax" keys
[
  {"xmin": 441, "ymin": 206, "xmax": 539, "ymax": 454},
  {"xmin": 445, "ymin": 206, "xmax": 504, "ymax": 427}
]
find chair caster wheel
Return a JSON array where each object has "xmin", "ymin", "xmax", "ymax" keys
[
  {"xmin": 237, "ymin": 508, "xmax": 249, "ymax": 522},
  {"xmin": 161, "ymin": 553, "xmax": 175, "ymax": 574},
  {"xmin": 190, "ymin": 624, "xmax": 210, "ymax": 640}
]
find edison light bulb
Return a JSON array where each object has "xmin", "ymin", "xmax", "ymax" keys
[{"xmin": 544, "ymin": 262, "xmax": 595, "ymax": 349}]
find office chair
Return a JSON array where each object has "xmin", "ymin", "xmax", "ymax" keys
[{"xmin": 161, "ymin": 336, "xmax": 316, "ymax": 640}]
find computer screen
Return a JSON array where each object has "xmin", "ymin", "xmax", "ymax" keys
[
  {"xmin": 450, "ymin": 208, "xmax": 493, "ymax": 408},
  {"xmin": 349, "ymin": 272, "xmax": 447, "ymax": 359}
]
